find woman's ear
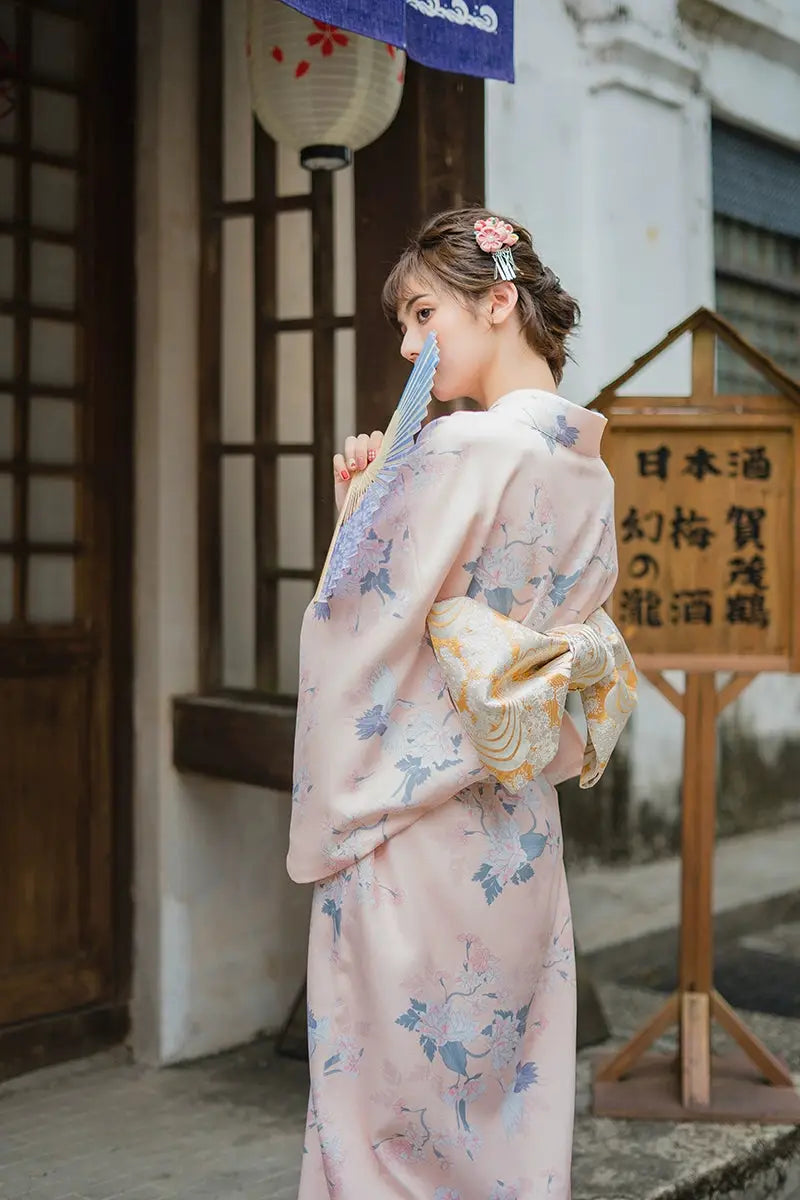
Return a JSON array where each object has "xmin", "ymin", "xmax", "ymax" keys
[{"xmin": 488, "ymin": 281, "xmax": 519, "ymax": 326}]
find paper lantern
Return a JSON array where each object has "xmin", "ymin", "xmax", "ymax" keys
[{"xmin": 247, "ymin": 0, "xmax": 406, "ymax": 170}]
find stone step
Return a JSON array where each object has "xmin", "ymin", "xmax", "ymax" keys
[{"xmin": 573, "ymin": 982, "xmax": 800, "ymax": 1200}]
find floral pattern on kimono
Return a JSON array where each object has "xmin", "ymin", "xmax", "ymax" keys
[
  {"xmin": 290, "ymin": 388, "xmax": 637, "ymax": 1199},
  {"xmin": 457, "ymin": 779, "xmax": 560, "ymax": 906}
]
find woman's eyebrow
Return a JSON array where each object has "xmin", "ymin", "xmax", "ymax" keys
[{"xmin": 400, "ymin": 293, "xmax": 432, "ymax": 317}]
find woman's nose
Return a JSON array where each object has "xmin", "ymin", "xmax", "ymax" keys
[{"xmin": 400, "ymin": 330, "xmax": 419, "ymax": 363}]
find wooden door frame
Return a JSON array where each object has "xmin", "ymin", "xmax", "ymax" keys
[
  {"xmin": 0, "ymin": 0, "xmax": 135, "ymax": 1081},
  {"xmin": 355, "ymin": 62, "xmax": 485, "ymax": 435}
]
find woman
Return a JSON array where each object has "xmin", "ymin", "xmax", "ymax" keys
[{"xmin": 288, "ymin": 208, "xmax": 636, "ymax": 1199}]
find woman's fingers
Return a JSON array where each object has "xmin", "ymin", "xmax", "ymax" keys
[
  {"xmin": 356, "ymin": 433, "xmax": 370, "ymax": 469},
  {"xmin": 335, "ymin": 431, "xmax": 385, "ymax": 481},
  {"xmin": 368, "ymin": 430, "xmax": 383, "ymax": 462}
]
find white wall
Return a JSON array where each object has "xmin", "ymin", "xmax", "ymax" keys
[
  {"xmin": 486, "ymin": 0, "xmax": 800, "ymax": 846},
  {"xmin": 133, "ymin": 0, "xmax": 311, "ymax": 1065}
]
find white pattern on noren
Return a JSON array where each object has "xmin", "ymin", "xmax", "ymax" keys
[{"xmin": 406, "ymin": 0, "xmax": 500, "ymax": 35}]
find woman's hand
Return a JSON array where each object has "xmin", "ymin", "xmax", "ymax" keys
[{"xmin": 333, "ymin": 430, "xmax": 384, "ymax": 512}]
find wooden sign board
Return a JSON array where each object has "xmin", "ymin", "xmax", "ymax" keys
[
  {"xmin": 594, "ymin": 309, "xmax": 800, "ymax": 672},
  {"xmin": 589, "ymin": 307, "xmax": 800, "ymax": 1124},
  {"xmin": 604, "ymin": 419, "xmax": 798, "ymax": 671}
]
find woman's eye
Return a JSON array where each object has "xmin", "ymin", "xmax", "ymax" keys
[{"xmin": 416, "ymin": 308, "xmax": 432, "ymax": 324}]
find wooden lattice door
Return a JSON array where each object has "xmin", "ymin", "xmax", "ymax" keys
[{"xmin": 0, "ymin": 0, "xmax": 132, "ymax": 1040}]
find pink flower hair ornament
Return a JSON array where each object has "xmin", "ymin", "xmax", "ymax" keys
[{"xmin": 474, "ymin": 216, "xmax": 519, "ymax": 281}]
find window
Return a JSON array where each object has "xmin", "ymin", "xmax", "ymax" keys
[
  {"xmin": 712, "ymin": 121, "xmax": 800, "ymax": 392},
  {"xmin": 197, "ymin": 0, "xmax": 356, "ymax": 701},
  {"xmin": 0, "ymin": 0, "xmax": 86, "ymax": 629},
  {"xmin": 177, "ymin": 0, "xmax": 484, "ymax": 787}
]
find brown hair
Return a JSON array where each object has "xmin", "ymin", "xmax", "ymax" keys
[{"xmin": 381, "ymin": 206, "xmax": 580, "ymax": 385}]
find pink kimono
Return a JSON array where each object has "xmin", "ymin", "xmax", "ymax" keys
[{"xmin": 288, "ymin": 389, "xmax": 636, "ymax": 1200}]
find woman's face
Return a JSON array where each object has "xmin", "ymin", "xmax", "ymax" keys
[{"xmin": 396, "ymin": 277, "xmax": 493, "ymax": 404}]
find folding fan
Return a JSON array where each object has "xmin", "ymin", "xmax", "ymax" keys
[{"xmin": 312, "ymin": 330, "xmax": 439, "ymax": 619}]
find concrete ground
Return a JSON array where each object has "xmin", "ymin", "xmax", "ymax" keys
[
  {"xmin": 569, "ymin": 821, "xmax": 800, "ymax": 960},
  {"xmin": 1, "ymin": 821, "xmax": 799, "ymax": 1200},
  {"xmin": 0, "ymin": 1041, "xmax": 307, "ymax": 1200}
]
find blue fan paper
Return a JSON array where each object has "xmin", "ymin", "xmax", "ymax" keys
[{"xmin": 312, "ymin": 330, "xmax": 439, "ymax": 620}]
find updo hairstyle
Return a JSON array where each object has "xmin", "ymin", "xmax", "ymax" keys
[{"xmin": 381, "ymin": 206, "xmax": 580, "ymax": 385}]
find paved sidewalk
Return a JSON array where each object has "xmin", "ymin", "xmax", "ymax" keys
[
  {"xmin": 0, "ymin": 1045, "xmax": 306, "ymax": 1200},
  {"xmin": 2, "ymin": 970, "xmax": 800, "ymax": 1200},
  {"xmin": 2, "ymin": 828, "xmax": 799, "ymax": 1200},
  {"xmin": 570, "ymin": 821, "xmax": 800, "ymax": 957}
]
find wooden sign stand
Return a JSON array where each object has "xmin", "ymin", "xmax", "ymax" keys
[
  {"xmin": 594, "ymin": 669, "xmax": 800, "ymax": 1121},
  {"xmin": 590, "ymin": 309, "xmax": 800, "ymax": 1122}
]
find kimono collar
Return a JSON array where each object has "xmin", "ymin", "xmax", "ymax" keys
[{"xmin": 488, "ymin": 388, "xmax": 607, "ymax": 457}]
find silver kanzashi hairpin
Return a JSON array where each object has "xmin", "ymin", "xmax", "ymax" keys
[{"xmin": 474, "ymin": 216, "xmax": 519, "ymax": 281}]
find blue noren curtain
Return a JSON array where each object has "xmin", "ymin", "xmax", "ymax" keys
[{"xmin": 281, "ymin": 0, "xmax": 514, "ymax": 82}]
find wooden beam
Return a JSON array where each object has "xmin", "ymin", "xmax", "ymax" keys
[
  {"xmin": 681, "ymin": 991, "xmax": 711, "ymax": 1109},
  {"xmin": 680, "ymin": 675, "xmax": 716, "ymax": 994},
  {"xmin": 354, "ymin": 62, "xmax": 484, "ymax": 436},
  {"xmin": 590, "ymin": 308, "xmax": 707, "ymax": 404},
  {"xmin": 716, "ymin": 673, "xmax": 756, "ymax": 714},
  {"xmin": 710, "ymin": 991, "xmax": 794, "ymax": 1088},
  {"xmin": 0, "ymin": 1001, "xmax": 128, "ymax": 1083},
  {"xmin": 311, "ymin": 170, "xmax": 336, "ymax": 575},
  {"xmin": 196, "ymin": 0, "xmax": 224, "ymax": 690},
  {"xmin": 13, "ymin": 4, "xmax": 32, "ymax": 622},
  {"xmin": 643, "ymin": 670, "xmax": 685, "ymax": 715},
  {"xmin": 594, "ymin": 992, "xmax": 679, "ymax": 1083},
  {"xmin": 253, "ymin": 125, "xmax": 278, "ymax": 692},
  {"xmin": 624, "ymin": 653, "xmax": 790, "ymax": 673},
  {"xmin": 591, "ymin": 305, "xmax": 800, "ymax": 410},
  {"xmin": 691, "ymin": 327, "xmax": 716, "ymax": 402},
  {"xmin": 173, "ymin": 694, "xmax": 296, "ymax": 792}
]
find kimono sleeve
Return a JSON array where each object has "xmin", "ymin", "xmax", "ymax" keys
[
  {"xmin": 427, "ymin": 598, "xmax": 638, "ymax": 792},
  {"xmin": 287, "ymin": 413, "xmax": 526, "ymax": 884},
  {"xmin": 402, "ymin": 411, "xmax": 527, "ymax": 609}
]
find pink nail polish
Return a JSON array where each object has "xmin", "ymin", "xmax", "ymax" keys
[
  {"xmin": 368, "ymin": 450, "xmax": 376, "ymax": 462},
  {"xmin": 340, "ymin": 469, "xmax": 350, "ymax": 481}
]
